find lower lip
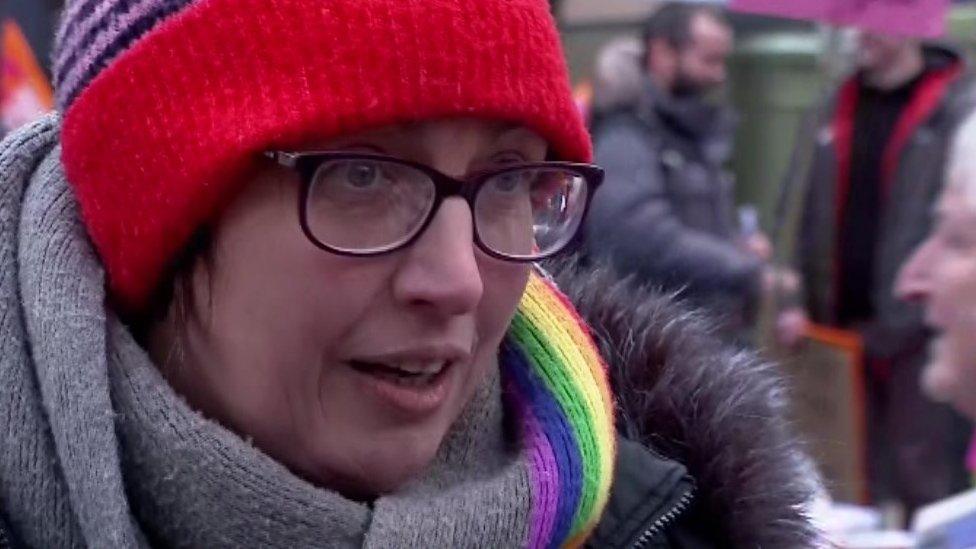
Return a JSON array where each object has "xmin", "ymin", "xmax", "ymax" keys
[{"xmin": 351, "ymin": 363, "xmax": 455, "ymax": 417}]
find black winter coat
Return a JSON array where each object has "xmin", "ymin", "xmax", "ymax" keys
[{"xmin": 585, "ymin": 79, "xmax": 762, "ymax": 324}]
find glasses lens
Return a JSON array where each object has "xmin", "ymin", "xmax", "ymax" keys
[
  {"xmin": 474, "ymin": 168, "xmax": 588, "ymax": 260},
  {"xmin": 304, "ymin": 158, "xmax": 435, "ymax": 253}
]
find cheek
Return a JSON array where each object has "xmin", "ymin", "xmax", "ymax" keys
[
  {"xmin": 193, "ymin": 190, "xmax": 391, "ymax": 446},
  {"xmin": 464, "ymin": 260, "xmax": 529, "ymax": 409},
  {"xmin": 214, "ymin": 202, "xmax": 377, "ymax": 351},
  {"xmin": 931, "ymin": 259, "xmax": 976, "ymax": 326},
  {"xmin": 219, "ymin": 249, "xmax": 380, "ymax": 359},
  {"xmin": 476, "ymin": 260, "xmax": 531, "ymax": 343},
  {"xmin": 662, "ymin": 54, "xmax": 679, "ymax": 76},
  {"xmin": 684, "ymin": 53, "xmax": 709, "ymax": 77}
]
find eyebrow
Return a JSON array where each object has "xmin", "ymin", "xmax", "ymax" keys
[{"xmin": 496, "ymin": 126, "xmax": 540, "ymax": 142}]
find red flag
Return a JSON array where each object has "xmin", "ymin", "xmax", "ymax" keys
[{"xmin": 2, "ymin": 19, "xmax": 54, "ymax": 133}]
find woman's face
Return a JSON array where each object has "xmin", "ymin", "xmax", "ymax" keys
[
  {"xmin": 150, "ymin": 118, "xmax": 544, "ymax": 497},
  {"xmin": 896, "ymin": 186, "xmax": 976, "ymax": 420}
]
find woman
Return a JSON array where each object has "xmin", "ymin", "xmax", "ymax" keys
[
  {"xmin": 897, "ymin": 109, "xmax": 976, "ymax": 430},
  {"xmin": 0, "ymin": 0, "xmax": 815, "ymax": 547}
]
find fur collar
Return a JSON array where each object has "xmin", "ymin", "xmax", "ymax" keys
[{"xmin": 547, "ymin": 258, "xmax": 819, "ymax": 547}]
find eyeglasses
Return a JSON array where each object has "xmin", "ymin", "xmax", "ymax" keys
[{"xmin": 265, "ymin": 151, "xmax": 604, "ymax": 262}]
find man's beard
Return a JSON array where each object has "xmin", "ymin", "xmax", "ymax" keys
[
  {"xmin": 671, "ymin": 70, "xmax": 714, "ymax": 100},
  {"xmin": 672, "ymin": 76, "xmax": 727, "ymax": 110}
]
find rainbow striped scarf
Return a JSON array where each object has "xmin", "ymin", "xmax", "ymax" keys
[{"xmin": 502, "ymin": 271, "xmax": 617, "ymax": 548}]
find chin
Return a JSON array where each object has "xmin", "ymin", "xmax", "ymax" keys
[
  {"xmin": 365, "ymin": 450, "xmax": 435, "ymax": 494},
  {"xmin": 922, "ymin": 340, "xmax": 955, "ymax": 402},
  {"xmin": 315, "ymin": 428, "xmax": 446, "ymax": 499},
  {"xmin": 922, "ymin": 336, "xmax": 976, "ymax": 420}
]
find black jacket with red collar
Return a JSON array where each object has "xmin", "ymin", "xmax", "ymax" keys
[{"xmin": 793, "ymin": 44, "xmax": 976, "ymax": 359}]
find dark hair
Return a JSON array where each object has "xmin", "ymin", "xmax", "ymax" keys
[
  {"xmin": 129, "ymin": 227, "xmax": 214, "ymax": 353},
  {"xmin": 640, "ymin": 3, "xmax": 727, "ymax": 66}
]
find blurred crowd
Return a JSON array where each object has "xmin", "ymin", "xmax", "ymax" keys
[{"xmin": 578, "ymin": 1, "xmax": 976, "ymax": 529}]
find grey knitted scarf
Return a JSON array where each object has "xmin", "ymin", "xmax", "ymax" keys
[{"xmin": 0, "ymin": 114, "xmax": 535, "ymax": 548}]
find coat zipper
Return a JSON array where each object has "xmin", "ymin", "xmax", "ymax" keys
[{"xmin": 629, "ymin": 487, "xmax": 695, "ymax": 549}]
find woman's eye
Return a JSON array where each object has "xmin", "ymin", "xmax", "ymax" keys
[
  {"xmin": 491, "ymin": 171, "xmax": 530, "ymax": 193},
  {"xmin": 345, "ymin": 162, "xmax": 383, "ymax": 188}
]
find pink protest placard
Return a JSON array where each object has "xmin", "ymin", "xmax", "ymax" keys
[
  {"xmin": 728, "ymin": 0, "xmax": 825, "ymax": 21},
  {"xmin": 729, "ymin": 0, "xmax": 950, "ymax": 39}
]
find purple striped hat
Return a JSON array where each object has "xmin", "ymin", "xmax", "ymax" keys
[{"xmin": 53, "ymin": 0, "xmax": 193, "ymax": 110}]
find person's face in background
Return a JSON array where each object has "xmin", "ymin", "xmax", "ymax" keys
[
  {"xmin": 648, "ymin": 12, "xmax": 733, "ymax": 99},
  {"xmin": 897, "ymin": 186, "xmax": 976, "ymax": 421},
  {"xmin": 856, "ymin": 32, "xmax": 915, "ymax": 74}
]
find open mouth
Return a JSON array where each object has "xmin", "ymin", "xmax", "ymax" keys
[
  {"xmin": 344, "ymin": 347, "xmax": 467, "ymax": 415},
  {"xmin": 348, "ymin": 360, "xmax": 452, "ymax": 388}
]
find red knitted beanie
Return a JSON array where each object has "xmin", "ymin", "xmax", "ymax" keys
[{"xmin": 58, "ymin": 0, "xmax": 591, "ymax": 312}]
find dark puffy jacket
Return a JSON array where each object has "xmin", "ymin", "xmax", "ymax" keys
[
  {"xmin": 585, "ymin": 79, "xmax": 762, "ymax": 325},
  {"xmin": 549, "ymin": 259, "xmax": 819, "ymax": 548}
]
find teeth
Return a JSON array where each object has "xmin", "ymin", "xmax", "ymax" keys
[
  {"xmin": 392, "ymin": 373, "xmax": 438, "ymax": 387},
  {"xmin": 391, "ymin": 361, "xmax": 447, "ymax": 375}
]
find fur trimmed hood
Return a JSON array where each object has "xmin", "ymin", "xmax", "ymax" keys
[{"xmin": 548, "ymin": 258, "xmax": 819, "ymax": 547}]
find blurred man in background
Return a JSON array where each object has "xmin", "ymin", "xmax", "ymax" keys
[
  {"xmin": 792, "ymin": 30, "xmax": 976, "ymax": 512},
  {"xmin": 585, "ymin": 3, "xmax": 786, "ymax": 334}
]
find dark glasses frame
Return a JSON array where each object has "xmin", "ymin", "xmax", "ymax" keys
[{"xmin": 265, "ymin": 151, "xmax": 605, "ymax": 262}]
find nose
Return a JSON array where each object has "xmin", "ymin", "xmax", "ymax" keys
[
  {"xmin": 895, "ymin": 239, "xmax": 935, "ymax": 304},
  {"xmin": 392, "ymin": 198, "xmax": 484, "ymax": 317}
]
